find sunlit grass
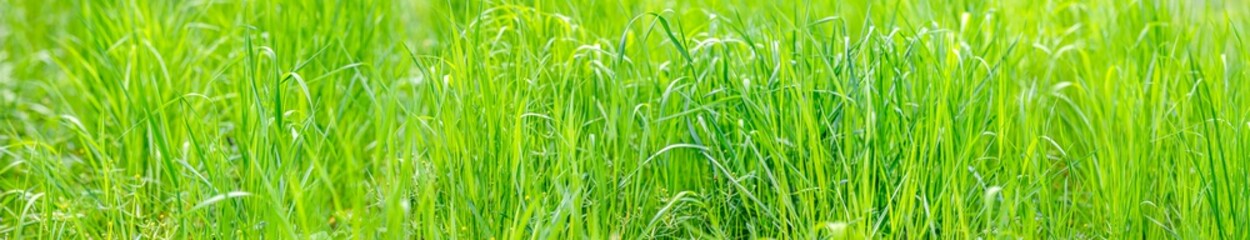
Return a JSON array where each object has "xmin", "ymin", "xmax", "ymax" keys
[{"xmin": 1, "ymin": 0, "xmax": 1248, "ymax": 238}]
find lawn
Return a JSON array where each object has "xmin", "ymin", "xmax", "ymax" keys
[{"xmin": 1, "ymin": 0, "xmax": 1247, "ymax": 238}]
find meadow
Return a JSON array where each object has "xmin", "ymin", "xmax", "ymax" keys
[{"xmin": 1, "ymin": 0, "xmax": 1248, "ymax": 238}]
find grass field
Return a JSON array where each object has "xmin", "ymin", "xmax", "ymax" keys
[{"xmin": 2, "ymin": 0, "xmax": 1248, "ymax": 238}]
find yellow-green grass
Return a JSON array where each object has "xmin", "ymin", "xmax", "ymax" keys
[{"xmin": 1, "ymin": 0, "xmax": 1248, "ymax": 238}]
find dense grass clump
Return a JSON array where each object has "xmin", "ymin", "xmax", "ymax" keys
[{"xmin": 2, "ymin": 0, "xmax": 1248, "ymax": 238}]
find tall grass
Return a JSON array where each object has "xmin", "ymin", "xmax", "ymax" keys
[{"xmin": 1, "ymin": 0, "xmax": 1247, "ymax": 238}]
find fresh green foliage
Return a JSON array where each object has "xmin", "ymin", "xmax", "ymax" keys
[{"xmin": 2, "ymin": 0, "xmax": 1248, "ymax": 238}]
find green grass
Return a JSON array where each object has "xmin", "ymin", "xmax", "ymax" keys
[{"xmin": 2, "ymin": 0, "xmax": 1248, "ymax": 238}]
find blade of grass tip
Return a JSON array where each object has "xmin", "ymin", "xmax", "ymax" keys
[
  {"xmin": 620, "ymin": 143, "xmax": 709, "ymax": 188},
  {"xmin": 616, "ymin": 13, "xmax": 659, "ymax": 68},
  {"xmin": 616, "ymin": 12, "xmax": 694, "ymax": 68},
  {"xmin": 0, "ymin": 160, "xmax": 23, "ymax": 175},
  {"xmin": 285, "ymin": 72, "xmax": 314, "ymax": 110},
  {"xmin": 12, "ymin": 192, "xmax": 43, "ymax": 239},
  {"xmin": 648, "ymin": 12, "xmax": 696, "ymax": 67},
  {"xmin": 645, "ymin": 191, "xmax": 700, "ymax": 237},
  {"xmin": 190, "ymin": 191, "xmax": 253, "ymax": 212}
]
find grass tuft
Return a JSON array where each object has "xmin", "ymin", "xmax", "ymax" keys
[{"xmin": 1, "ymin": 0, "xmax": 1248, "ymax": 238}]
